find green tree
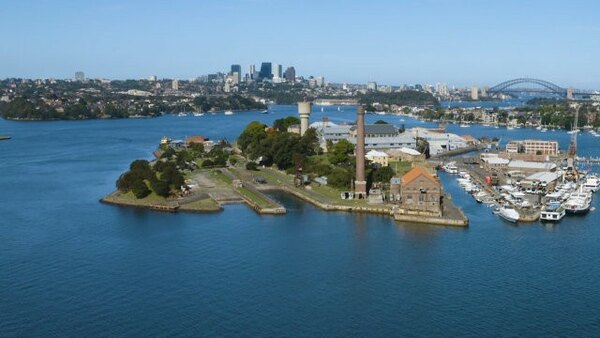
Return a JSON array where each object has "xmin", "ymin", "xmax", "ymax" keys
[
  {"xmin": 273, "ymin": 116, "xmax": 300, "ymax": 132},
  {"xmin": 131, "ymin": 180, "xmax": 151, "ymax": 199},
  {"xmin": 329, "ymin": 139, "xmax": 354, "ymax": 165}
]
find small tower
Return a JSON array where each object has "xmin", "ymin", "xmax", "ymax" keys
[{"xmin": 298, "ymin": 102, "xmax": 312, "ymax": 136}]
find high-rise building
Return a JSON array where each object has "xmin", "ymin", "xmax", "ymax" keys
[
  {"xmin": 148, "ymin": 75, "xmax": 157, "ymax": 82},
  {"xmin": 272, "ymin": 64, "xmax": 282, "ymax": 79},
  {"xmin": 471, "ymin": 86, "xmax": 479, "ymax": 100},
  {"xmin": 249, "ymin": 65, "xmax": 256, "ymax": 80},
  {"xmin": 367, "ymin": 82, "xmax": 377, "ymax": 91},
  {"xmin": 75, "ymin": 71, "xmax": 85, "ymax": 82},
  {"xmin": 316, "ymin": 76, "xmax": 325, "ymax": 87},
  {"xmin": 172, "ymin": 79, "xmax": 179, "ymax": 91},
  {"xmin": 259, "ymin": 62, "xmax": 272, "ymax": 80},
  {"xmin": 283, "ymin": 67, "xmax": 296, "ymax": 83},
  {"xmin": 231, "ymin": 64, "xmax": 241, "ymax": 75}
]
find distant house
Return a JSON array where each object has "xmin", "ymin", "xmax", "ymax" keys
[
  {"xmin": 386, "ymin": 147, "xmax": 425, "ymax": 162},
  {"xmin": 365, "ymin": 150, "xmax": 390, "ymax": 167},
  {"xmin": 400, "ymin": 166, "xmax": 442, "ymax": 216},
  {"xmin": 185, "ymin": 135, "xmax": 209, "ymax": 147}
]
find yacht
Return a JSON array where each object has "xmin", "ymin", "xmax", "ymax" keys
[
  {"xmin": 498, "ymin": 205, "xmax": 520, "ymax": 223},
  {"xmin": 193, "ymin": 112, "xmax": 204, "ymax": 117},
  {"xmin": 261, "ymin": 109, "xmax": 269, "ymax": 114},
  {"xmin": 540, "ymin": 204, "xmax": 566, "ymax": 222},
  {"xmin": 564, "ymin": 189, "xmax": 592, "ymax": 214},
  {"xmin": 177, "ymin": 112, "xmax": 188, "ymax": 117},
  {"xmin": 224, "ymin": 111, "xmax": 234, "ymax": 116},
  {"xmin": 582, "ymin": 175, "xmax": 600, "ymax": 193},
  {"xmin": 444, "ymin": 163, "xmax": 458, "ymax": 174},
  {"xmin": 459, "ymin": 123, "xmax": 470, "ymax": 128}
]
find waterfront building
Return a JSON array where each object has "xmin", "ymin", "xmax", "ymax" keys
[
  {"xmin": 283, "ymin": 67, "xmax": 296, "ymax": 83},
  {"xmin": 507, "ymin": 160, "xmax": 557, "ymax": 173},
  {"xmin": 506, "ymin": 140, "xmax": 559, "ymax": 156},
  {"xmin": 259, "ymin": 62, "xmax": 272, "ymax": 80},
  {"xmin": 366, "ymin": 150, "xmax": 390, "ymax": 167},
  {"xmin": 400, "ymin": 166, "xmax": 442, "ymax": 216},
  {"xmin": 409, "ymin": 128, "xmax": 469, "ymax": 155},
  {"xmin": 367, "ymin": 81, "xmax": 378, "ymax": 91}
]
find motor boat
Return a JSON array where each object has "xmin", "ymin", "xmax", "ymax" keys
[
  {"xmin": 498, "ymin": 205, "xmax": 520, "ymax": 223},
  {"xmin": 582, "ymin": 175, "xmax": 600, "ymax": 193},
  {"xmin": 224, "ymin": 111, "xmax": 234, "ymax": 116}
]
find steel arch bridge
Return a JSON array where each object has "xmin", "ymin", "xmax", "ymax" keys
[{"xmin": 488, "ymin": 78, "xmax": 567, "ymax": 96}]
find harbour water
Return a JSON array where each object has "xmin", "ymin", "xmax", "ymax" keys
[{"xmin": 1, "ymin": 106, "xmax": 599, "ymax": 336}]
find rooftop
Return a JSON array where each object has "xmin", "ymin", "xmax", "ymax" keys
[{"xmin": 401, "ymin": 166, "xmax": 438, "ymax": 186}]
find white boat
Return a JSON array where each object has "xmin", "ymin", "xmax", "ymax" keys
[
  {"xmin": 498, "ymin": 205, "xmax": 520, "ymax": 223},
  {"xmin": 399, "ymin": 118, "xmax": 405, "ymax": 122},
  {"xmin": 224, "ymin": 111, "xmax": 234, "ymax": 116},
  {"xmin": 540, "ymin": 205, "xmax": 566, "ymax": 222},
  {"xmin": 564, "ymin": 189, "xmax": 592, "ymax": 214},
  {"xmin": 444, "ymin": 163, "xmax": 458, "ymax": 174},
  {"xmin": 582, "ymin": 176, "xmax": 600, "ymax": 193},
  {"xmin": 507, "ymin": 126, "xmax": 515, "ymax": 130},
  {"xmin": 564, "ymin": 198, "xmax": 591, "ymax": 214},
  {"xmin": 459, "ymin": 124, "xmax": 470, "ymax": 128},
  {"xmin": 541, "ymin": 128, "xmax": 548, "ymax": 132},
  {"xmin": 321, "ymin": 107, "xmax": 324, "ymax": 112},
  {"xmin": 193, "ymin": 112, "xmax": 204, "ymax": 117}
]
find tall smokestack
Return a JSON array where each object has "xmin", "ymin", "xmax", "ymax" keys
[
  {"xmin": 355, "ymin": 105, "xmax": 367, "ymax": 196},
  {"xmin": 298, "ymin": 102, "xmax": 312, "ymax": 136}
]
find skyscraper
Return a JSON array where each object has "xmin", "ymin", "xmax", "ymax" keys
[
  {"xmin": 75, "ymin": 71, "xmax": 85, "ymax": 82},
  {"xmin": 259, "ymin": 62, "xmax": 272, "ymax": 80},
  {"xmin": 231, "ymin": 64, "xmax": 241, "ymax": 75},
  {"xmin": 272, "ymin": 64, "xmax": 282, "ymax": 79},
  {"xmin": 471, "ymin": 86, "xmax": 479, "ymax": 100},
  {"xmin": 367, "ymin": 81, "xmax": 377, "ymax": 91},
  {"xmin": 172, "ymin": 79, "xmax": 179, "ymax": 91},
  {"xmin": 283, "ymin": 67, "xmax": 296, "ymax": 83}
]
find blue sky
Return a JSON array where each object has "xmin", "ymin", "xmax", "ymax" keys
[{"xmin": 1, "ymin": 0, "xmax": 599, "ymax": 88}]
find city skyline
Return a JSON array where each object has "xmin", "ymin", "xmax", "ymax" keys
[{"xmin": 1, "ymin": 0, "xmax": 600, "ymax": 88}]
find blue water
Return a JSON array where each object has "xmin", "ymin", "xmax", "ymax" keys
[{"xmin": 1, "ymin": 106, "xmax": 599, "ymax": 337}]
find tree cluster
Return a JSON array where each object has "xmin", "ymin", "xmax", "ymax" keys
[{"xmin": 238, "ymin": 118, "xmax": 320, "ymax": 170}]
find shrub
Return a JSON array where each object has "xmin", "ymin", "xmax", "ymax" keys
[{"xmin": 246, "ymin": 162, "xmax": 258, "ymax": 171}]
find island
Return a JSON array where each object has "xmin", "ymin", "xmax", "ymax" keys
[{"xmin": 103, "ymin": 103, "xmax": 470, "ymax": 227}]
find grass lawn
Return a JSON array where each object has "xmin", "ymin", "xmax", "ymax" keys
[
  {"xmin": 105, "ymin": 190, "xmax": 168, "ymax": 205},
  {"xmin": 237, "ymin": 187, "xmax": 275, "ymax": 209},
  {"xmin": 210, "ymin": 170, "xmax": 233, "ymax": 185},
  {"xmin": 179, "ymin": 198, "xmax": 221, "ymax": 211},
  {"xmin": 389, "ymin": 161, "xmax": 413, "ymax": 176}
]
